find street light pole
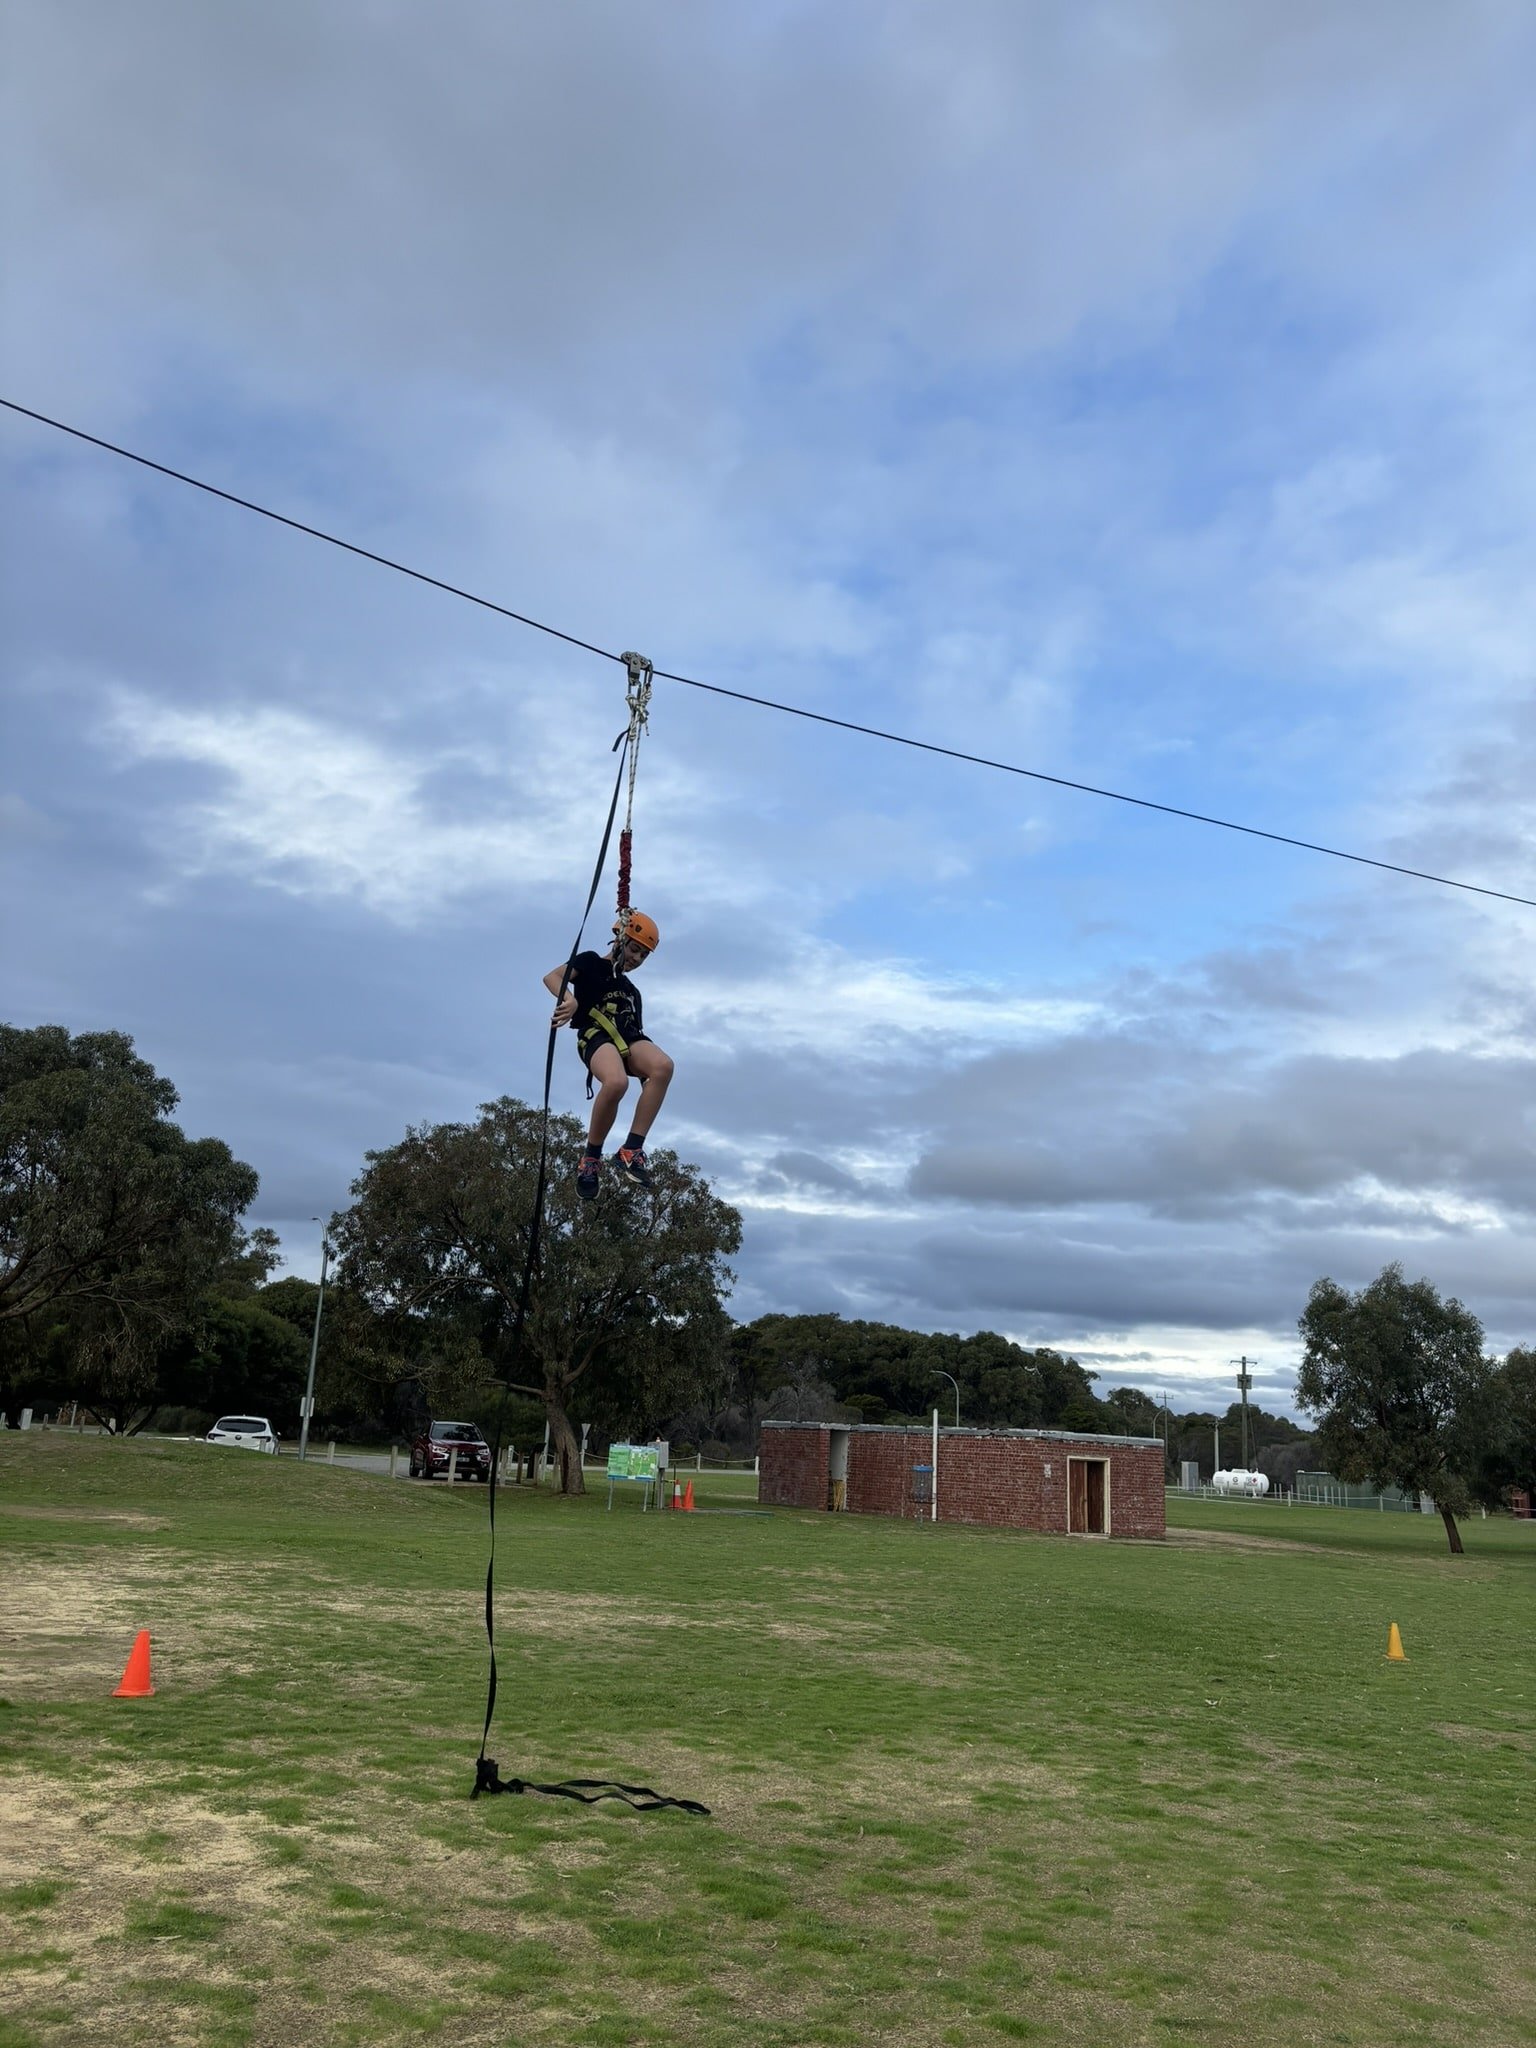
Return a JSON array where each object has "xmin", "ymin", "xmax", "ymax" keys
[
  {"xmin": 933, "ymin": 1370, "xmax": 960, "ymax": 1429},
  {"xmin": 298, "ymin": 1228, "xmax": 331, "ymax": 1463}
]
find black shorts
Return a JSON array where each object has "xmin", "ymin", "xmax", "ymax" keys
[{"xmin": 578, "ymin": 1030, "xmax": 650, "ymax": 1073}]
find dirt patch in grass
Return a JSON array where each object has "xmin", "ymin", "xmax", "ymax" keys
[
  {"xmin": 0, "ymin": 1770, "xmax": 289, "ymax": 1896},
  {"xmin": 1433, "ymin": 1722, "xmax": 1534, "ymax": 1752},
  {"xmin": 0, "ymin": 1505, "xmax": 170, "ymax": 1528},
  {"xmin": 0, "ymin": 1766, "xmax": 576, "ymax": 2045},
  {"xmin": 1165, "ymin": 1528, "xmax": 1336, "ymax": 1555},
  {"xmin": 0, "ymin": 1547, "xmax": 278, "ymax": 1698},
  {"xmin": 0, "ymin": 1769, "xmax": 291, "ymax": 2024},
  {"xmin": 754, "ymin": 1565, "xmax": 853, "ymax": 1582},
  {"xmin": 601, "ymin": 1733, "xmax": 1087, "ymax": 1823},
  {"xmin": 351, "ymin": 1582, "xmax": 897, "ymax": 1654}
]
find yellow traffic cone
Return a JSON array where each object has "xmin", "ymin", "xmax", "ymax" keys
[{"xmin": 1385, "ymin": 1622, "xmax": 1407, "ymax": 1662}]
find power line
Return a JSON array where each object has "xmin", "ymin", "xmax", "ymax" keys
[{"xmin": 5, "ymin": 393, "xmax": 1533, "ymax": 913}]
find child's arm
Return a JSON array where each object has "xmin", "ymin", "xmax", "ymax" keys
[{"xmin": 544, "ymin": 962, "xmax": 577, "ymax": 1026}]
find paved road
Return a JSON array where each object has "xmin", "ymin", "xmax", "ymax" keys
[
  {"xmin": 299, "ymin": 1449, "xmax": 496, "ymax": 1482},
  {"xmin": 320, "ymin": 1450, "xmax": 400, "ymax": 1477},
  {"xmin": 320, "ymin": 1451, "xmax": 494, "ymax": 1482}
]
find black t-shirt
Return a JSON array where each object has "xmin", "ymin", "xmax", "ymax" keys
[{"xmin": 567, "ymin": 950, "xmax": 646, "ymax": 1054}]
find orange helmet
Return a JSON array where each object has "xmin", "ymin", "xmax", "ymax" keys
[{"xmin": 614, "ymin": 909, "xmax": 659, "ymax": 954}]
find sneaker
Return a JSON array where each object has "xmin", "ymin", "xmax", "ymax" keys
[
  {"xmin": 614, "ymin": 1145, "xmax": 654, "ymax": 1189},
  {"xmin": 577, "ymin": 1150, "xmax": 602, "ymax": 1201}
]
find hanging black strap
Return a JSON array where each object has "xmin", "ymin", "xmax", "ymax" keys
[
  {"xmin": 473, "ymin": 729, "xmax": 708, "ymax": 1820},
  {"xmin": 472, "ymin": 1757, "xmax": 710, "ymax": 1816}
]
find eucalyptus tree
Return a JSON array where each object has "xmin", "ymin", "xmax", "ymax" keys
[
  {"xmin": 1297, "ymin": 1264, "xmax": 1495, "ymax": 1555},
  {"xmin": 1, "ymin": 1024, "xmax": 258, "ymax": 1424},
  {"xmin": 333, "ymin": 1098, "xmax": 741, "ymax": 1493}
]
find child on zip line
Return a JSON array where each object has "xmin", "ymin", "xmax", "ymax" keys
[{"xmin": 544, "ymin": 910, "xmax": 673, "ymax": 1201}]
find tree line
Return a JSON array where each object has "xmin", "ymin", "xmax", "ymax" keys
[
  {"xmin": 3, "ymin": 1023, "xmax": 1533, "ymax": 1542},
  {"xmin": 0, "ymin": 1025, "xmax": 741, "ymax": 1490}
]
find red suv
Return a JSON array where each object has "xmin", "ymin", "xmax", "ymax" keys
[{"xmin": 409, "ymin": 1421, "xmax": 492, "ymax": 1482}]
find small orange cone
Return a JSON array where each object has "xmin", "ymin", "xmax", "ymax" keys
[
  {"xmin": 682, "ymin": 1480, "xmax": 696, "ymax": 1513},
  {"xmin": 1385, "ymin": 1623, "xmax": 1407, "ymax": 1662},
  {"xmin": 671, "ymin": 1479, "xmax": 682, "ymax": 1511},
  {"xmin": 113, "ymin": 1630, "xmax": 155, "ymax": 1698}
]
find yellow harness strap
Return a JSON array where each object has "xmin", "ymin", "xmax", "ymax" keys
[{"xmin": 581, "ymin": 1007, "xmax": 631, "ymax": 1059}]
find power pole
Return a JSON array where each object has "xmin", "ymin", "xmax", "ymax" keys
[
  {"xmin": 1230, "ymin": 1355, "xmax": 1255, "ymax": 1469},
  {"xmin": 299, "ymin": 1229, "xmax": 331, "ymax": 1463}
]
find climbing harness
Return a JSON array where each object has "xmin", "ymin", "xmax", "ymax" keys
[{"xmin": 472, "ymin": 657, "xmax": 707, "ymax": 1820}]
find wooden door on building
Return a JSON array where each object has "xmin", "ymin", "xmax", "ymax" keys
[{"xmin": 1068, "ymin": 1457, "xmax": 1107, "ymax": 1534}]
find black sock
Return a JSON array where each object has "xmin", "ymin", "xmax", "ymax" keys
[
  {"xmin": 583, "ymin": 1142, "xmax": 602, "ymax": 1159},
  {"xmin": 623, "ymin": 1130, "xmax": 646, "ymax": 1153}
]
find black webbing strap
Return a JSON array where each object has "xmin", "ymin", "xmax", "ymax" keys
[
  {"xmin": 472, "ymin": 1758, "xmax": 710, "ymax": 1816},
  {"xmin": 472, "ymin": 731, "xmax": 708, "ymax": 1820}
]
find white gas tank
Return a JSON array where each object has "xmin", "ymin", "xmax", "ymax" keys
[{"xmin": 1212, "ymin": 1468, "xmax": 1269, "ymax": 1496}]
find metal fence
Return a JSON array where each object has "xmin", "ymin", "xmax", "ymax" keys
[{"xmin": 1167, "ymin": 1481, "xmax": 1425, "ymax": 1512}]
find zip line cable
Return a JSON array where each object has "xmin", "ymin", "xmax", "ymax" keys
[
  {"xmin": 648, "ymin": 664, "xmax": 1536, "ymax": 910},
  {"xmin": 5, "ymin": 394, "xmax": 1532, "ymax": 914},
  {"xmin": 0, "ymin": 399, "xmax": 613, "ymax": 665}
]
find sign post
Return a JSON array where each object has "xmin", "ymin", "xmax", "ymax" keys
[{"xmin": 605, "ymin": 1443, "xmax": 660, "ymax": 1511}]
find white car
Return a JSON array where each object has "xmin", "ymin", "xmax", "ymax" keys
[{"xmin": 206, "ymin": 1415, "xmax": 280, "ymax": 1455}]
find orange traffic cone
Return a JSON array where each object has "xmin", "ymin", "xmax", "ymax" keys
[
  {"xmin": 670, "ymin": 1480, "xmax": 682, "ymax": 1511},
  {"xmin": 1385, "ymin": 1623, "xmax": 1407, "ymax": 1662},
  {"xmin": 113, "ymin": 1630, "xmax": 155, "ymax": 1697},
  {"xmin": 682, "ymin": 1480, "xmax": 696, "ymax": 1513}
]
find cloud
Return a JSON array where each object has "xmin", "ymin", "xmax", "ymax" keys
[
  {"xmin": 762, "ymin": 1151, "xmax": 863, "ymax": 1196},
  {"xmin": 669, "ymin": 948, "xmax": 1096, "ymax": 1062},
  {"xmin": 908, "ymin": 1042, "xmax": 1536, "ymax": 1217},
  {"xmin": 12, "ymin": 0, "xmax": 1529, "ymax": 395},
  {"xmin": 6, "ymin": 0, "xmax": 1536, "ymax": 1414},
  {"xmin": 99, "ymin": 689, "xmax": 573, "ymax": 920}
]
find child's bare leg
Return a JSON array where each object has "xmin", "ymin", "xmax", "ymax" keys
[
  {"xmin": 585, "ymin": 1045, "xmax": 630, "ymax": 1149},
  {"xmin": 622, "ymin": 1042, "xmax": 674, "ymax": 1141}
]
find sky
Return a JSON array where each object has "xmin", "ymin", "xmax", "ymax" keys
[{"xmin": 4, "ymin": 1, "xmax": 1534, "ymax": 1419}]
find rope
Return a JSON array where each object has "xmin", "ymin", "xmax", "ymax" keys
[
  {"xmin": 472, "ymin": 709, "xmax": 706, "ymax": 1820},
  {"xmin": 614, "ymin": 653, "xmax": 653, "ymax": 931},
  {"xmin": 621, "ymin": 652, "xmax": 652, "ymax": 840}
]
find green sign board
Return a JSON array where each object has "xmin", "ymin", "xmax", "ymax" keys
[{"xmin": 606, "ymin": 1443, "xmax": 659, "ymax": 1482}]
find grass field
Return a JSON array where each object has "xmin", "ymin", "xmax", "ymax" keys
[{"xmin": 1, "ymin": 1435, "xmax": 1532, "ymax": 2048}]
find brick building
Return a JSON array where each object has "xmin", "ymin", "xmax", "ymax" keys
[{"xmin": 760, "ymin": 1421, "xmax": 1165, "ymax": 1540}]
